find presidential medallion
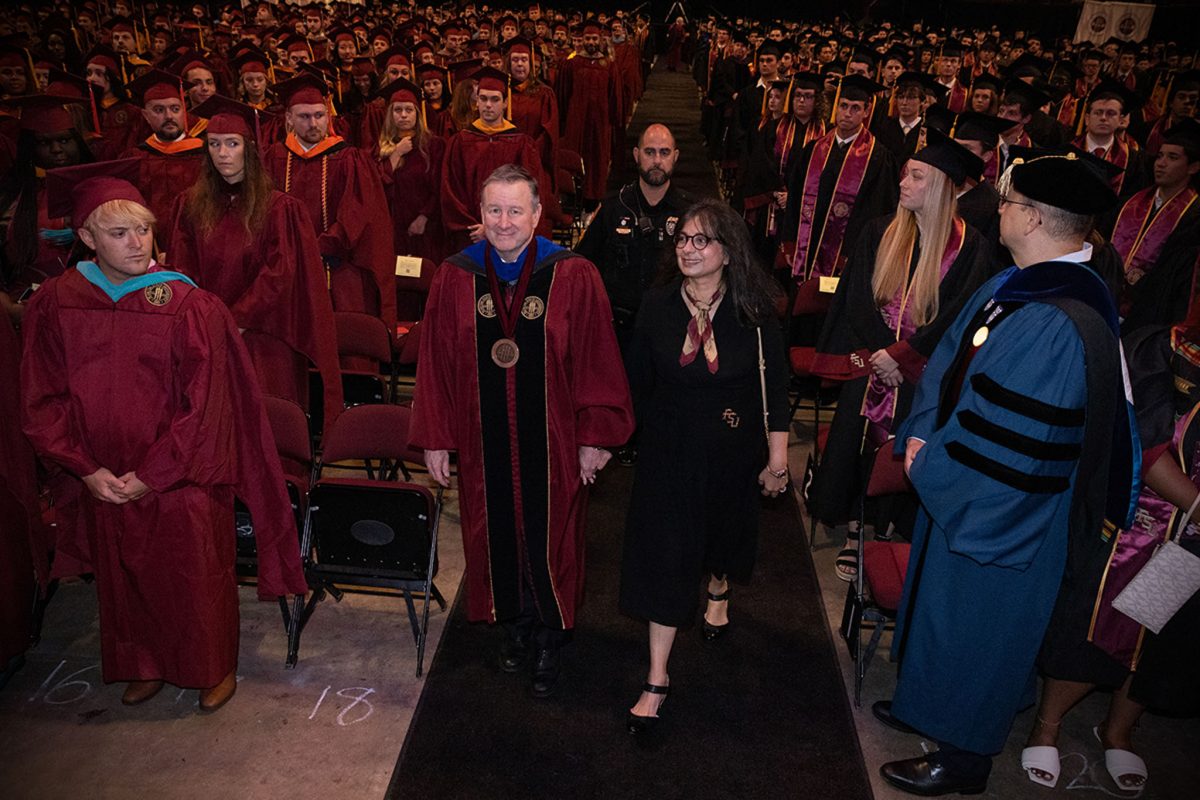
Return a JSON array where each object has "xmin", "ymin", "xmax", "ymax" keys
[
  {"xmin": 521, "ymin": 296, "xmax": 545, "ymax": 320},
  {"xmin": 476, "ymin": 294, "xmax": 497, "ymax": 318},
  {"xmin": 144, "ymin": 283, "xmax": 172, "ymax": 306},
  {"xmin": 491, "ymin": 338, "xmax": 520, "ymax": 368}
]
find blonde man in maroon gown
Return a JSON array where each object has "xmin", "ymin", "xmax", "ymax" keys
[{"xmin": 22, "ymin": 162, "xmax": 306, "ymax": 712}]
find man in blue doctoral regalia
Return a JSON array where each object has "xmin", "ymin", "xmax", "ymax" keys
[{"xmin": 872, "ymin": 151, "xmax": 1141, "ymax": 795}]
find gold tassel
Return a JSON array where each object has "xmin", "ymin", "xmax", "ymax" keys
[
  {"xmin": 829, "ymin": 76, "xmax": 842, "ymax": 124},
  {"xmin": 506, "ymin": 74, "xmax": 512, "ymax": 119}
]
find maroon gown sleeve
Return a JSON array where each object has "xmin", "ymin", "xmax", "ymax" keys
[
  {"xmin": 135, "ymin": 292, "xmax": 306, "ymax": 598},
  {"xmin": 562, "ymin": 258, "xmax": 635, "ymax": 446},
  {"xmin": 440, "ymin": 133, "xmax": 481, "ymax": 239},
  {"xmin": 19, "ymin": 284, "xmax": 103, "ymax": 479},
  {"xmin": 250, "ymin": 195, "xmax": 344, "ymax": 433},
  {"xmin": 318, "ymin": 149, "xmax": 397, "ymax": 328},
  {"xmin": 408, "ymin": 261, "xmax": 462, "ymax": 452}
]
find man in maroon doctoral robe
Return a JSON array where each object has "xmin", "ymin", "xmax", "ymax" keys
[
  {"xmin": 440, "ymin": 66, "xmax": 554, "ymax": 253},
  {"xmin": 22, "ymin": 162, "xmax": 307, "ymax": 712},
  {"xmin": 410, "ymin": 165, "xmax": 634, "ymax": 698},
  {"xmin": 262, "ymin": 73, "xmax": 396, "ymax": 331},
  {"xmin": 118, "ymin": 69, "xmax": 205, "ymax": 248},
  {"xmin": 556, "ymin": 20, "xmax": 618, "ymax": 205}
]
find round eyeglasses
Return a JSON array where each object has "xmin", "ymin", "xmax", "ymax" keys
[{"xmin": 674, "ymin": 232, "xmax": 720, "ymax": 250}]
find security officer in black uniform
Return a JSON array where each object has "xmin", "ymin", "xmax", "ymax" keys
[
  {"xmin": 576, "ymin": 124, "xmax": 692, "ymax": 464},
  {"xmin": 577, "ymin": 123, "xmax": 693, "ymax": 354}
]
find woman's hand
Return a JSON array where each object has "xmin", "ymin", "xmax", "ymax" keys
[
  {"xmin": 758, "ymin": 465, "xmax": 788, "ymax": 497},
  {"xmin": 870, "ymin": 349, "xmax": 903, "ymax": 387},
  {"xmin": 407, "ymin": 214, "xmax": 428, "ymax": 236}
]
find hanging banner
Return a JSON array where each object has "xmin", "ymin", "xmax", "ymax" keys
[{"xmin": 1074, "ymin": 2, "xmax": 1156, "ymax": 44}]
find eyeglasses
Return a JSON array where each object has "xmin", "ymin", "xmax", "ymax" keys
[
  {"xmin": 674, "ymin": 232, "xmax": 720, "ymax": 250},
  {"xmin": 998, "ymin": 195, "xmax": 1037, "ymax": 210}
]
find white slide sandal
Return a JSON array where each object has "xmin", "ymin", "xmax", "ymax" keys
[
  {"xmin": 1020, "ymin": 745, "xmax": 1061, "ymax": 788},
  {"xmin": 1094, "ymin": 726, "xmax": 1148, "ymax": 796}
]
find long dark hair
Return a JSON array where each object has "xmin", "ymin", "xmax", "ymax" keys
[
  {"xmin": 0, "ymin": 128, "xmax": 94, "ymax": 287},
  {"xmin": 183, "ymin": 136, "xmax": 275, "ymax": 236},
  {"xmin": 659, "ymin": 198, "xmax": 782, "ymax": 326}
]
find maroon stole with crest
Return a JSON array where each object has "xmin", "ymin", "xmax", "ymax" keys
[
  {"xmin": 791, "ymin": 128, "xmax": 876, "ymax": 281},
  {"xmin": 858, "ymin": 218, "xmax": 966, "ymax": 444},
  {"xmin": 1112, "ymin": 186, "xmax": 1199, "ymax": 315}
]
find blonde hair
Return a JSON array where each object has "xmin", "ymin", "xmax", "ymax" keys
[
  {"xmin": 871, "ymin": 168, "xmax": 957, "ymax": 328},
  {"xmin": 83, "ymin": 199, "xmax": 156, "ymax": 234},
  {"xmin": 378, "ymin": 100, "xmax": 431, "ymax": 168}
]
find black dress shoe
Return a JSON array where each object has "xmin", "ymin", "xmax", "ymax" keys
[
  {"xmin": 873, "ymin": 700, "xmax": 919, "ymax": 734},
  {"xmin": 626, "ymin": 683, "xmax": 669, "ymax": 734},
  {"xmin": 701, "ymin": 588, "xmax": 731, "ymax": 641},
  {"xmin": 530, "ymin": 647, "xmax": 561, "ymax": 698},
  {"xmin": 880, "ymin": 753, "xmax": 988, "ymax": 797},
  {"xmin": 498, "ymin": 635, "xmax": 530, "ymax": 674}
]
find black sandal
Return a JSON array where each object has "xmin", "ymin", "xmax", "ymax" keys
[
  {"xmin": 835, "ymin": 525, "xmax": 860, "ymax": 582},
  {"xmin": 701, "ymin": 588, "xmax": 731, "ymax": 641},
  {"xmin": 627, "ymin": 683, "xmax": 670, "ymax": 734}
]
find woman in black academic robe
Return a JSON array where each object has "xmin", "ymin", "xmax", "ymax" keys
[
  {"xmin": 808, "ymin": 131, "xmax": 992, "ymax": 580},
  {"xmin": 619, "ymin": 199, "xmax": 789, "ymax": 733}
]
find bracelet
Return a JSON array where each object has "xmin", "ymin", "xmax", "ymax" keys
[{"xmin": 767, "ymin": 466, "xmax": 788, "ymax": 479}]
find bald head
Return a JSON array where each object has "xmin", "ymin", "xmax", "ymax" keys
[
  {"xmin": 635, "ymin": 124, "xmax": 679, "ymax": 189},
  {"xmin": 638, "ymin": 123, "xmax": 676, "ymax": 150}
]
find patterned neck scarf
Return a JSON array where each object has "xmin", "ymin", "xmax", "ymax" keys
[{"xmin": 680, "ymin": 282, "xmax": 724, "ymax": 373}]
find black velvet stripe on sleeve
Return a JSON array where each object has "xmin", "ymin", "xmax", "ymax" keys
[
  {"xmin": 945, "ymin": 440, "xmax": 1071, "ymax": 494},
  {"xmin": 970, "ymin": 373, "xmax": 1086, "ymax": 427},
  {"xmin": 956, "ymin": 410, "xmax": 1083, "ymax": 461}
]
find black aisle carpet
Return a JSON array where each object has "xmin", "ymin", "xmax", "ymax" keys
[
  {"xmin": 385, "ymin": 467, "xmax": 873, "ymax": 800},
  {"xmin": 607, "ymin": 60, "xmax": 721, "ymax": 199}
]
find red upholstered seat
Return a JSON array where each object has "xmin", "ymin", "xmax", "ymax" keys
[
  {"xmin": 863, "ymin": 542, "xmax": 911, "ymax": 611},
  {"xmin": 866, "ymin": 447, "xmax": 910, "ymax": 497},
  {"xmin": 789, "ymin": 345, "xmax": 816, "ymax": 376}
]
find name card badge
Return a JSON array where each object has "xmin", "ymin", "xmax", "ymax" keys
[
  {"xmin": 819, "ymin": 276, "xmax": 840, "ymax": 294},
  {"xmin": 395, "ymin": 256, "xmax": 423, "ymax": 278}
]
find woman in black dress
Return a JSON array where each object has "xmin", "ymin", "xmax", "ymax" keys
[{"xmin": 620, "ymin": 198, "xmax": 790, "ymax": 732}]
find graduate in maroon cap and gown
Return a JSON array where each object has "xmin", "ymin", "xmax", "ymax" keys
[
  {"xmin": 262, "ymin": 73, "xmax": 396, "ymax": 331},
  {"xmin": 555, "ymin": 21, "xmax": 618, "ymax": 204},
  {"xmin": 504, "ymin": 37, "xmax": 560, "ymax": 189},
  {"xmin": 0, "ymin": 95, "xmax": 94, "ymax": 306},
  {"xmin": 21, "ymin": 162, "xmax": 306, "ymax": 711},
  {"xmin": 410, "ymin": 165, "xmax": 633, "ymax": 696},
  {"xmin": 441, "ymin": 66, "xmax": 554, "ymax": 253},
  {"xmin": 372, "ymin": 79, "xmax": 446, "ymax": 263},
  {"xmin": 166, "ymin": 96, "xmax": 343, "ymax": 435},
  {"xmin": 118, "ymin": 69, "xmax": 205, "ymax": 247}
]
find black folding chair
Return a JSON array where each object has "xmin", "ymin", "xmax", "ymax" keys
[{"xmin": 286, "ymin": 404, "xmax": 446, "ymax": 676}]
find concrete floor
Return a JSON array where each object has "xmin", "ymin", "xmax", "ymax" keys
[
  {"xmin": 788, "ymin": 413, "xmax": 1199, "ymax": 800},
  {"xmin": 3, "ymin": 425, "xmax": 1196, "ymax": 799},
  {"xmin": 0, "ymin": 478, "xmax": 465, "ymax": 800}
]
